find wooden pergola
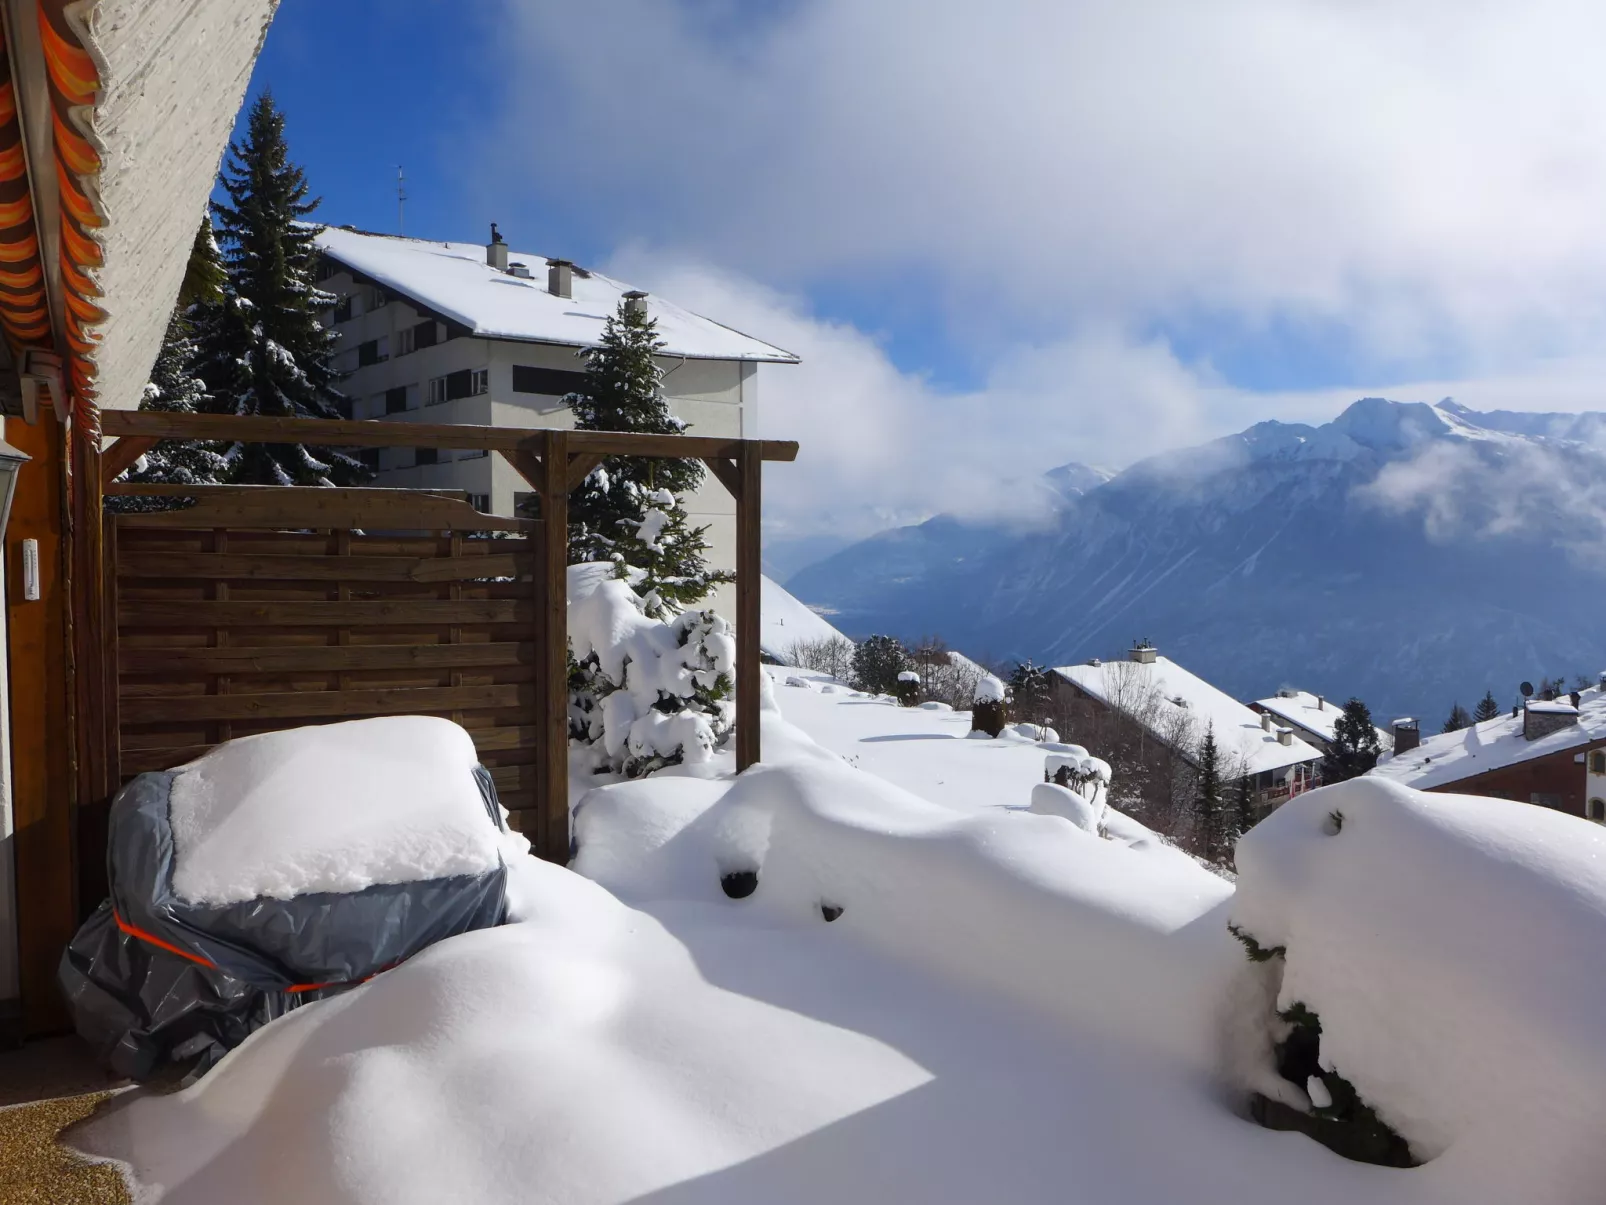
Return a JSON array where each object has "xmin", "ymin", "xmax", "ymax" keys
[{"xmin": 93, "ymin": 410, "xmax": 798, "ymax": 857}]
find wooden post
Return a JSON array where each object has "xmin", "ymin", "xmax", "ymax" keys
[
  {"xmin": 736, "ymin": 442, "xmax": 761, "ymax": 772},
  {"xmin": 71, "ymin": 417, "xmax": 109, "ymax": 913},
  {"xmin": 6, "ymin": 407, "xmax": 76, "ymax": 1034},
  {"xmin": 537, "ymin": 430, "xmax": 569, "ymax": 861}
]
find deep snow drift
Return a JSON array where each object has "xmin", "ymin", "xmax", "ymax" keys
[{"xmin": 75, "ymin": 669, "xmax": 1606, "ymax": 1205}]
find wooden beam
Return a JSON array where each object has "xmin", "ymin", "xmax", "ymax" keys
[
  {"xmin": 118, "ymin": 642, "xmax": 532, "ymax": 675},
  {"xmin": 116, "ymin": 550, "xmax": 534, "ymax": 584},
  {"xmin": 6, "ymin": 406, "xmax": 75, "ymax": 1034},
  {"xmin": 500, "ymin": 448, "xmax": 543, "ymax": 496},
  {"xmin": 100, "ymin": 436, "xmax": 156, "ymax": 484},
  {"xmin": 120, "ymin": 683, "xmax": 530, "ymax": 725},
  {"xmin": 736, "ymin": 442, "xmax": 762, "ymax": 772},
  {"xmin": 119, "ymin": 599, "xmax": 534, "ymax": 627},
  {"xmin": 565, "ymin": 451, "xmax": 606, "ymax": 492},
  {"xmin": 535, "ymin": 429, "xmax": 569, "ymax": 862},
  {"xmin": 701, "ymin": 457, "xmax": 742, "ymax": 500},
  {"xmin": 100, "ymin": 410, "xmax": 800, "ymax": 462}
]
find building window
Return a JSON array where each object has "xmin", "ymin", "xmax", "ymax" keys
[
  {"xmin": 384, "ymin": 386, "xmax": 408, "ymax": 415},
  {"xmin": 471, "ymin": 368, "xmax": 488, "ymax": 395},
  {"xmin": 357, "ymin": 337, "xmax": 388, "ymax": 367},
  {"xmin": 1590, "ymin": 798, "xmax": 1606, "ymax": 823},
  {"xmin": 429, "ymin": 368, "xmax": 489, "ymax": 404},
  {"xmin": 412, "ymin": 320, "xmax": 439, "ymax": 351},
  {"xmin": 512, "ymin": 365, "xmax": 588, "ymax": 397},
  {"xmin": 366, "ymin": 287, "xmax": 389, "ymax": 312},
  {"xmin": 427, "ymin": 375, "xmax": 448, "ymax": 405},
  {"xmin": 397, "ymin": 326, "xmax": 415, "ymax": 356},
  {"xmin": 414, "ymin": 447, "xmax": 438, "ymax": 467},
  {"xmin": 333, "ymin": 295, "xmax": 353, "ymax": 323},
  {"xmin": 315, "ymin": 256, "xmax": 338, "ymax": 282},
  {"xmin": 457, "ymin": 448, "xmax": 488, "ymax": 460},
  {"xmin": 466, "ymin": 493, "xmax": 490, "ymax": 513},
  {"xmin": 1531, "ymin": 792, "xmax": 1564, "ymax": 810},
  {"xmin": 1591, "ymin": 751, "xmax": 1606, "ymax": 775}
]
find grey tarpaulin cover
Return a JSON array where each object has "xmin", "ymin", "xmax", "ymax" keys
[{"xmin": 58, "ymin": 763, "xmax": 509, "ymax": 1081}]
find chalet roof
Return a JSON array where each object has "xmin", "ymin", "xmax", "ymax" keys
[
  {"xmin": 1370, "ymin": 688, "xmax": 1606, "ymax": 791},
  {"xmin": 1253, "ymin": 690, "xmax": 1393, "ymax": 749},
  {"xmin": 314, "ymin": 227, "xmax": 800, "ymax": 365},
  {"xmin": 1053, "ymin": 656, "xmax": 1322, "ymax": 777}
]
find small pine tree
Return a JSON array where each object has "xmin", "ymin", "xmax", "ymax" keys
[
  {"xmin": 1195, "ymin": 723, "xmax": 1224, "ymax": 863},
  {"xmin": 1442, "ymin": 702, "xmax": 1473, "ymax": 734},
  {"xmin": 203, "ymin": 91, "xmax": 367, "ymax": 486},
  {"xmin": 1323, "ymin": 698, "xmax": 1382, "ymax": 784},
  {"xmin": 1472, "ymin": 690, "xmax": 1501, "ymax": 724},
  {"xmin": 558, "ymin": 297, "xmax": 727, "ymax": 608},
  {"xmin": 1234, "ymin": 772, "xmax": 1256, "ymax": 846},
  {"xmin": 851, "ymin": 634, "xmax": 911, "ymax": 695},
  {"xmin": 1008, "ymin": 660, "xmax": 1054, "ymax": 723},
  {"xmin": 123, "ymin": 314, "xmax": 228, "ymax": 487}
]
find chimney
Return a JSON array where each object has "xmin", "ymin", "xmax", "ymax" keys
[
  {"xmin": 1393, "ymin": 718, "xmax": 1420, "ymax": 755},
  {"xmin": 508, "ymin": 261, "xmax": 532, "ymax": 279},
  {"xmin": 1276, "ymin": 727, "xmax": 1293, "ymax": 747},
  {"xmin": 1524, "ymin": 699, "xmax": 1581, "ymax": 742},
  {"xmin": 623, "ymin": 289, "xmax": 649, "ymax": 318},
  {"xmin": 1129, "ymin": 641, "xmax": 1157, "ymax": 665},
  {"xmin": 548, "ymin": 259, "xmax": 574, "ymax": 299},
  {"xmin": 1317, "ymin": 695, "xmax": 1325, "ymax": 710},
  {"xmin": 1572, "ymin": 691, "xmax": 1583, "ymax": 709},
  {"xmin": 1261, "ymin": 712, "xmax": 1273, "ymax": 732},
  {"xmin": 486, "ymin": 223, "xmax": 508, "ymax": 273}
]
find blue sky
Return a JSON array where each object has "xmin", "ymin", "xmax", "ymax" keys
[{"xmin": 237, "ymin": 0, "xmax": 1606, "ymax": 542}]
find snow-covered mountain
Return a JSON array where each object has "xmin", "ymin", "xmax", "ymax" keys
[{"xmin": 786, "ymin": 399, "xmax": 1606, "ymax": 722}]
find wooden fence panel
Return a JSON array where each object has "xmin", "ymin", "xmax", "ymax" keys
[{"xmin": 105, "ymin": 488, "xmax": 548, "ymax": 839}]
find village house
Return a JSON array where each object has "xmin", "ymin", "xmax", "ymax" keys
[
  {"xmin": 312, "ymin": 225, "xmax": 798, "ymax": 612},
  {"xmin": 1368, "ymin": 684, "xmax": 1606, "ymax": 822},
  {"xmin": 1249, "ymin": 688, "xmax": 1393, "ymax": 757},
  {"xmin": 1050, "ymin": 644, "xmax": 1324, "ymax": 809}
]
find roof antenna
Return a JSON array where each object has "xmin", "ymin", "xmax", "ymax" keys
[{"xmin": 396, "ymin": 165, "xmax": 406, "ymax": 234}]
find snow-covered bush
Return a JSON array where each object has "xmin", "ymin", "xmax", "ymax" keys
[
  {"xmin": 568, "ymin": 568, "xmax": 735, "ymax": 778},
  {"xmin": 894, "ymin": 670, "xmax": 921, "ymax": 707},
  {"xmin": 972, "ymin": 673, "xmax": 1007, "ymax": 736}
]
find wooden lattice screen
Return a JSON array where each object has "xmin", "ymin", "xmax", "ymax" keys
[{"xmin": 101, "ymin": 486, "xmax": 545, "ymax": 829}]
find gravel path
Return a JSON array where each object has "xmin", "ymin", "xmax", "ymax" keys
[{"xmin": 0, "ymin": 1092, "xmax": 130, "ymax": 1205}]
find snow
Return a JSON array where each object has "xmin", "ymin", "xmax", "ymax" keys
[
  {"xmin": 973, "ymin": 673, "xmax": 1005, "ymax": 703},
  {"xmin": 1253, "ymin": 689, "xmax": 1393, "ymax": 749},
  {"xmin": 760, "ymin": 575, "xmax": 849, "ymax": 663},
  {"xmin": 74, "ymin": 645, "xmax": 1606, "ymax": 1203},
  {"xmin": 1056, "ymin": 656, "xmax": 1322, "ymax": 776},
  {"xmin": 315, "ymin": 227, "xmax": 798, "ymax": 363},
  {"xmin": 1232, "ymin": 777, "xmax": 1606, "ymax": 1199},
  {"xmin": 167, "ymin": 716, "xmax": 504, "ymax": 905},
  {"xmin": 1371, "ymin": 685, "xmax": 1606, "ymax": 791},
  {"xmin": 896, "ymin": 670, "xmax": 920, "ymax": 683}
]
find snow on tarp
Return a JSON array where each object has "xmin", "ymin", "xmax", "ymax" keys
[
  {"xmin": 1232, "ymin": 777, "xmax": 1606, "ymax": 1199},
  {"xmin": 315, "ymin": 226, "xmax": 798, "ymax": 363},
  {"xmin": 169, "ymin": 716, "xmax": 504, "ymax": 905},
  {"xmin": 761, "ymin": 575, "xmax": 849, "ymax": 663}
]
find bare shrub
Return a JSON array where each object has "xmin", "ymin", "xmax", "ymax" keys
[{"xmin": 784, "ymin": 634, "xmax": 856, "ymax": 681}]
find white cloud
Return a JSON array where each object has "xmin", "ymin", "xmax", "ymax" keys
[{"xmin": 496, "ymin": 0, "xmax": 1606, "ymax": 371}]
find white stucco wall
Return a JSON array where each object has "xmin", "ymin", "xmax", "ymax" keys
[{"xmin": 85, "ymin": 0, "xmax": 280, "ymax": 413}]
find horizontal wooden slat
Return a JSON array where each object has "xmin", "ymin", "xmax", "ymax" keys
[
  {"xmin": 119, "ymin": 642, "xmax": 533, "ymax": 675},
  {"xmin": 120, "ymin": 684, "xmax": 531, "ymax": 724},
  {"xmin": 118, "ymin": 551, "xmax": 533, "ymax": 583},
  {"xmin": 111, "ymin": 488, "xmax": 532, "ymax": 533},
  {"xmin": 100, "ymin": 410, "xmax": 800, "ymax": 462},
  {"xmin": 120, "ymin": 599, "xmax": 534, "ymax": 626}
]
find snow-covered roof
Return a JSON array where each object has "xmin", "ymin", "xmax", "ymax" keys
[
  {"xmin": 1253, "ymin": 690, "xmax": 1392, "ymax": 749},
  {"xmin": 1053, "ymin": 657, "xmax": 1322, "ymax": 776},
  {"xmin": 314, "ymin": 226, "xmax": 799, "ymax": 364},
  {"xmin": 1370, "ymin": 689, "xmax": 1606, "ymax": 791},
  {"xmin": 761, "ymin": 576, "xmax": 849, "ymax": 662}
]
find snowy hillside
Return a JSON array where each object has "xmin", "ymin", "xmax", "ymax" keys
[
  {"xmin": 76, "ymin": 676, "xmax": 1606, "ymax": 1204},
  {"xmin": 761, "ymin": 575, "xmax": 848, "ymax": 662},
  {"xmin": 788, "ymin": 398, "xmax": 1606, "ymax": 721}
]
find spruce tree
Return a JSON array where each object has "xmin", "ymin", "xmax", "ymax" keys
[
  {"xmin": 1007, "ymin": 660, "xmax": 1054, "ymax": 723},
  {"xmin": 1442, "ymin": 702, "xmax": 1472, "ymax": 734},
  {"xmin": 562, "ymin": 296, "xmax": 729, "ymax": 609},
  {"xmin": 1472, "ymin": 690, "xmax": 1501, "ymax": 724},
  {"xmin": 1322, "ymin": 698, "xmax": 1382, "ymax": 784},
  {"xmin": 1234, "ymin": 772, "xmax": 1256, "ymax": 845},
  {"xmin": 1195, "ymin": 723, "xmax": 1224, "ymax": 863},
  {"xmin": 851, "ymin": 634, "xmax": 911, "ymax": 695},
  {"xmin": 203, "ymin": 91, "xmax": 366, "ymax": 485}
]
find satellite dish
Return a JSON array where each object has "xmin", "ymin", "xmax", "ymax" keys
[{"xmin": 1520, "ymin": 681, "xmax": 1534, "ymax": 699}]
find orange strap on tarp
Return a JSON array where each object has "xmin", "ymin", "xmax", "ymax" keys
[{"xmin": 112, "ymin": 909, "xmax": 385, "ymax": 994}]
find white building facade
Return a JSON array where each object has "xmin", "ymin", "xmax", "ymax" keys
[{"xmin": 313, "ymin": 227, "xmax": 798, "ymax": 612}]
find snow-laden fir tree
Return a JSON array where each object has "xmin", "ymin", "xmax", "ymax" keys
[
  {"xmin": 1472, "ymin": 690, "xmax": 1501, "ymax": 724},
  {"xmin": 851, "ymin": 634, "xmax": 912, "ymax": 696},
  {"xmin": 1322, "ymin": 698, "xmax": 1382, "ymax": 784},
  {"xmin": 119, "ymin": 222, "xmax": 229, "ymax": 492},
  {"xmin": 1233, "ymin": 772, "xmax": 1256, "ymax": 850},
  {"xmin": 562, "ymin": 295, "xmax": 728, "ymax": 609},
  {"xmin": 201, "ymin": 91, "xmax": 367, "ymax": 486},
  {"xmin": 1194, "ymin": 722, "xmax": 1225, "ymax": 863},
  {"xmin": 1442, "ymin": 702, "xmax": 1473, "ymax": 734},
  {"xmin": 1007, "ymin": 659, "xmax": 1055, "ymax": 725}
]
